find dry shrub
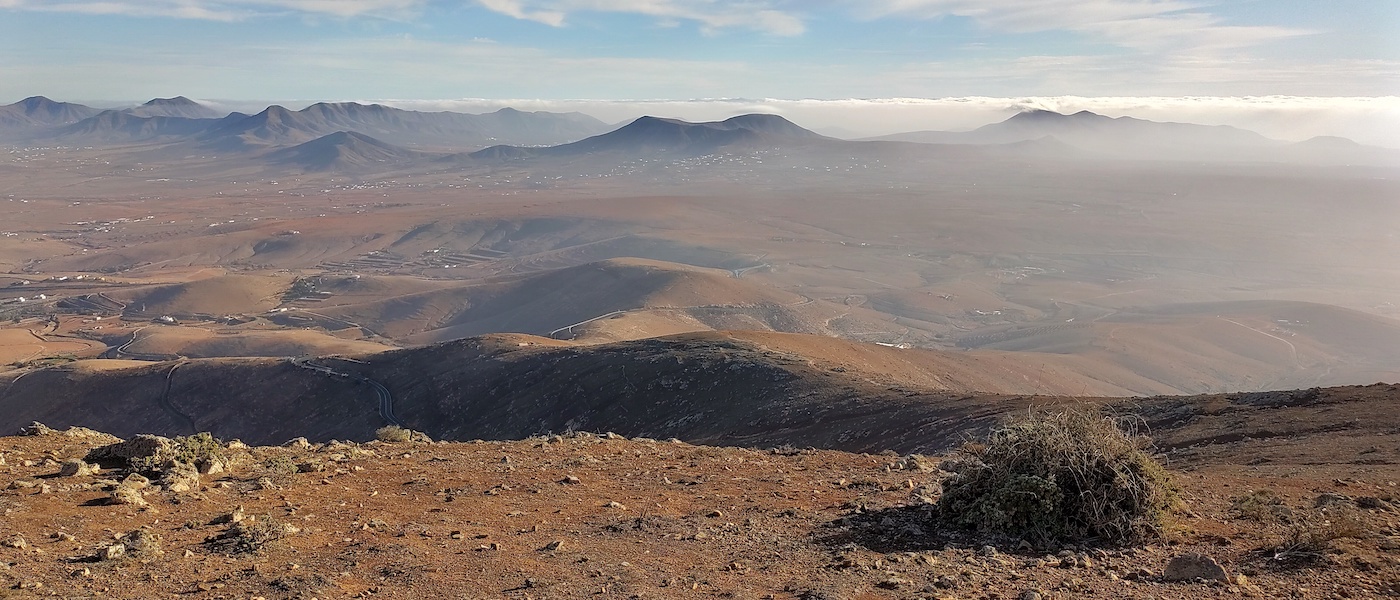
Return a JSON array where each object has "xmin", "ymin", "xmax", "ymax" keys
[
  {"xmin": 1265, "ymin": 506, "xmax": 1371, "ymax": 562},
  {"xmin": 936, "ymin": 407, "xmax": 1177, "ymax": 546},
  {"xmin": 216, "ymin": 514, "xmax": 297, "ymax": 554},
  {"xmin": 1230, "ymin": 489, "xmax": 1292, "ymax": 523},
  {"xmin": 375, "ymin": 425, "xmax": 412, "ymax": 443}
]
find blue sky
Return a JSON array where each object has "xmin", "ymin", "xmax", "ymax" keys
[
  {"xmin": 0, "ymin": 1, "xmax": 1397, "ymax": 143},
  {"xmin": 0, "ymin": 0, "xmax": 1395, "ymax": 102}
]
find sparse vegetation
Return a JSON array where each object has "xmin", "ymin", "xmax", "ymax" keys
[
  {"xmin": 1230, "ymin": 489, "xmax": 1292, "ymax": 523},
  {"xmin": 257, "ymin": 454, "xmax": 299, "ymax": 485},
  {"xmin": 1263, "ymin": 506, "xmax": 1371, "ymax": 562},
  {"xmin": 375, "ymin": 425, "xmax": 413, "ymax": 443},
  {"xmin": 936, "ymin": 406, "xmax": 1177, "ymax": 546},
  {"xmin": 216, "ymin": 514, "xmax": 297, "ymax": 554},
  {"xmin": 129, "ymin": 432, "xmax": 225, "ymax": 473}
]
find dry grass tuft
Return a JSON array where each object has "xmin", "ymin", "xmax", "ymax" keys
[
  {"xmin": 375, "ymin": 425, "xmax": 413, "ymax": 443},
  {"xmin": 936, "ymin": 406, "xmax": 1177, "ymax": 547},
  {"xmin": 1230, "ymin": 489, "xmax": 1292, "ymax": 523},
  {"xmin": 1263, "ymin": 506, "xmax": 1371, "ymax": 563}
]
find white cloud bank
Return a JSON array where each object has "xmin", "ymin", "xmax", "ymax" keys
[{"xmin": 365, "ymin": 96, "xmax": 1400, "ymax": 148}]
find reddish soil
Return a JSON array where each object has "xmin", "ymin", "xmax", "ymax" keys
[{"xmin": 0, "ymin": 421, "xmax": 1396, "ymax": 599}]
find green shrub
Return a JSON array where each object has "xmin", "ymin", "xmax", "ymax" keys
[
  {"xmin": 258, "ymin": 455, "xmax": 299, "ymax": 484},
  {"xmin": 936, "ymin": 407, "xmax": 1177, "ymax": 546},
  {"xmin": 129, "ymin": 432, "xmax": 225, "ymax": 473}
]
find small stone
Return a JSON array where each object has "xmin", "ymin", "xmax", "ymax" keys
[
  {"xmin": 1020, "ymin": 590, "xmax": 1044, "ymax": 600},
  {"xmin": 97, "ymin": 544, "xmax": 126, "ymax": 561},
  {"xmin": 1125, "ymin": 566, "xmax": 1156, "ymax": 580},
  {"xmin": 707, "ymin": 510, "xmax": 724, "ymax": 518},
  {"xmin": 283, "ymin": 437, "xmax": 312, "ymax": 450},
  {"xmin": 876, "ymin": 578, "xmax": 909, "ymax": 590},
  {"xmin": 51, "ymin": 532, "xmax": 76, "ymax": 542},
  {"xmin": 212, "ymin": 505, "xmax": 246, "ymax": 525},
  {"xmin": 540, "ymin": 540, "xmax": 564, "ymax": 552},
  {"xmin": 4, "ymin": 535, "xmax": 29, "ymax": 550},
  {"xmin": 606, "ymin": 501, "xmax": 627, "ymax": 510},
  {"xmin": 1316, "ymin": 493, "xmax": 1353, "ymax": 508},
  {"xmin": 121, "ymin": 473, "xmax": 151, "ymax": 488},
  {"xmin": 560, "ymin": 475, "xmax": 582, "ymax": 485},
  {"xmin": 1163, "ymin": 553, "xmax": 1230, "ymax": 582}
]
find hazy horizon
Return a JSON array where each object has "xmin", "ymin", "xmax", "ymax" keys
[{"xmin": 11, "ymin": 94, "xmax": 1400, "ymax": 148}]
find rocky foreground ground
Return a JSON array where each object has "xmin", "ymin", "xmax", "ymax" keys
[{"xmin": 0, "ymin": 424, "xmax": 1397, "ymax": 599}]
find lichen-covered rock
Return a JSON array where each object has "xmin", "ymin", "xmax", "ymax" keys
[
  {"xmin": 108, "ymin": 474, "xmax": 151, "ymax": 507},
  {"xmin": 97, "ymin": 544, "xmax": 125, "ymax": 561},
  {"xmin": 18, "ymin": 422, "xmax": 54, "ymax": 436},
  {"xmin": 85, "ymin": 434, "xmax": 175, "ymax": 466},
  {"xmin": 160, "ymin": 461, "xmax": 201, "ymax": 493},
  {"xmin": 58, "ymin": 460, "xmax": 100, "ymax": 478},
  {"xmin": 119, "ymin": 529, "xmax": 162, "ymax": 558},
  {"xmin": 61, "ymin": 427, "xmax": 122, "ymax": 444}
]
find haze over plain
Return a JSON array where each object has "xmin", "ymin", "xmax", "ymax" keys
[{"xmin": 0, "ymin": 0, "xmax": 1397, "ymax": 438}]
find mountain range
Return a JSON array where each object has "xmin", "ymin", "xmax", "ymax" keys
[
  {"xmin": 0, "ymin": 96, "xmax": 612, "ymax": 152},
  {"xmin": 2, "ymin": 96, "xmax": 1393, "ymax": 172},
  {"xmin": 865, "ymin": 108, "xmax": 1396, "ymax": 164}
]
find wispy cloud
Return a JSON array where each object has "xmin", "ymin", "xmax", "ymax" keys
[
  {"xmin": 0, "ymin": 0, "xmax": 426, "ymax": 20},
  {"xmin": 0, "ymin": 0, "xmax": 1314, "ymax": 45},
  {"xmin": 472, "ymin": 0, "xmax": 806, "ymax": 36},
  {"xmin": 856, "ymin": 0, "xmax": 1313, "ymax": 50}
]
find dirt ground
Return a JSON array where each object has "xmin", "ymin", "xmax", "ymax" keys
[{"xmin": 0, "ymin": 424, "xmax": 1395, "ymax": 599}]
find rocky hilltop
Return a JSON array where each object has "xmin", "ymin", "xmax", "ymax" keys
[{"xmin": 0, "ymin": 384, "xmax": 1397, "ymax": 599}]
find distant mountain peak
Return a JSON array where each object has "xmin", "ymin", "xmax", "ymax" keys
[
  {"xmin": 143, "ymin": 96, "xmax": 198, "ymax": 106},
  {"xmin": 19, "ymin": 96, "xmax": 57, "ymax": 108},
  {"xmin": 1009, "ymin": 109, "xmax": 1107, "ymax": 122}
]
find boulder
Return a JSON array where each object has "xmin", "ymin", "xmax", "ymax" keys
[
  {"xmin": 85, "ymin": 434, "xmax": 174, "ymax": 465},
  {"xmin": 18, "ymin": 422, "xmax": 54, "ymax": 436},
  {"xmin": 58, "ymin": 460, "xmax": 100, "ymax": 478},
  {"xmin": 1163, "ymin": 553, "xmax": 1230, "ymax": 582},
  {"xmin": 160, "ymin": 461, "xmax": 201, "ymax": 493}
]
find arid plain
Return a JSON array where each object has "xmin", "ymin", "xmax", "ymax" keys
[
  {"xmin": 1, "ymin": 97, "xmax": 1400, "ymax": 599},
  {"xmin": 3, "ymin": 100, "xmax": 1400, "ymax": 402}
]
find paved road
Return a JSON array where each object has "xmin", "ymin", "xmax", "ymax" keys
[
  {"xmin": 158, "ymin": 361, "xmax": 199, "ymax": 435},
  {"xmin": 289, "ymin": 357, "xmax": 402, "ymax": 427}
]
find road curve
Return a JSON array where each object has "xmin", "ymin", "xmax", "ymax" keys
[{"xmin": 289, "ymin": 357, "xmax": 402, "ymax": 427}]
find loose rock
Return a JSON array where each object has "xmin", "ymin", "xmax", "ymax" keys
[{"xmin": 1163, "ymin": 553, "xmax": 1230, "ymax": 582}]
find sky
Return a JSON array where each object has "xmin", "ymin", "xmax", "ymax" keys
[{"xmin": 1, "ymin": 0, "xmax": 1398, "ymax": 142}]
